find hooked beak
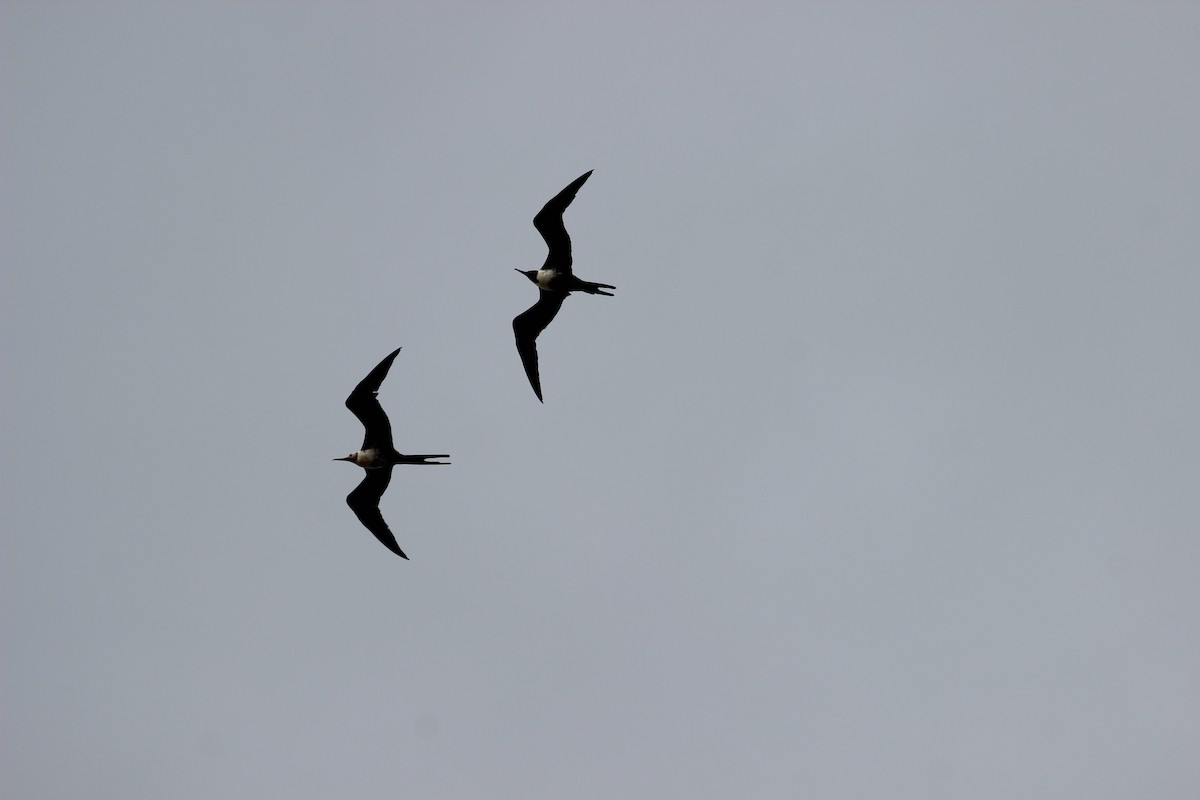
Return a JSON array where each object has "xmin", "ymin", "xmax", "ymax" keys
[{"xmin": 333, "ymin": 456, "xmax": 354, "ymax": 462}]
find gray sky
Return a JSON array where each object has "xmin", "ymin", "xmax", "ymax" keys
[{"xmin": 3, "ymin": 2, "xmax": 1199, "ymax": 797}]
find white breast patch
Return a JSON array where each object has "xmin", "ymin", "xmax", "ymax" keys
[{"xmin": 536, "ymin": 268, "xmax": 557, "ymax": 289}]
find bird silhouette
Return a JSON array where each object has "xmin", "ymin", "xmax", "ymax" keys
[
  {"xmin": 334, "ymin": 347, "xmax": 448, "ymax": 559},
  {"xmin": 513, "ymin": 170, "xmax": 616, "ymax": 402}
]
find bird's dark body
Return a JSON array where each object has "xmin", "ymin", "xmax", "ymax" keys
[
  {"xmin": 335, "ymin": 347, "xmax": 448, "ymax": 559},
  {"xmin": 512, "ymin": 170, "xmax": 615, "ymax": 402}
]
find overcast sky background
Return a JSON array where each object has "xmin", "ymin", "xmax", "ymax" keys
[{"xmin": 3, "ymin": 2, "xmax": 1199, "ymax": 797}]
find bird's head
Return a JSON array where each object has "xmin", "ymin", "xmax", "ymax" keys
[
  {"xmin": 516, "ymin": 268, "xmax": 539, "ymax": 284},
  {"xmin": 334, "ymin": 452, "xmax": 358, "ymax": 464}
]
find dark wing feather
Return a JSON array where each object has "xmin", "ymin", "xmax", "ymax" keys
[
  {"xmin": 346, "ymin": 467, "xmax": 408, "ymax": 559},
  {"xmin": 513, "ymin": 291, "xmax": 567, "ymax": 402},
  {"xmin": 532, "ymin": 170, "xmax": 592, "ymax": 274},
  {"xmin": 345, "ymin": 347, "xmax": 400, "ymax": 451}
]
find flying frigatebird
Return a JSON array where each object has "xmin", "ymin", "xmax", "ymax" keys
[
  {"xmin": 513, "ymin": 170, "xmax": 616, "ymax": 402},
  {"xmin": 334, "ymin": 347, "xmax": 448, "ymax": 559}
]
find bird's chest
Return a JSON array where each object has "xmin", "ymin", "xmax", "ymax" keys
[
  {"xmin": 356, "ymin": 448, "xmax": 383, "ymax": 468},
  {"xmin": 535, "ymin": 268, "xmax": 560, "ymax": 290}
]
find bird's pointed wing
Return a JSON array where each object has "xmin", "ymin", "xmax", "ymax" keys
[
  {"xmin": 346, "ymin": 467, "xmax": 408, "ymax": 559},
  {"xmin": 345, "ymin": 347, "xmax": 400, "ymax": 451},
  {"xmin": 532, "ymin": 170, "xmax": 592, "ymax": 275},
  {"xmin": 513, "ymin": 291, "xmax": 567, "ymax": 402}
]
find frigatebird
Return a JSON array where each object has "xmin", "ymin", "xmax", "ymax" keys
[
  {"xmin": 513, "ymin": 170, "xmax": 616, "ymax": 402},
  {"xmin": 334, "ymin": 347, "xmax": 448, "ymax": 559}
]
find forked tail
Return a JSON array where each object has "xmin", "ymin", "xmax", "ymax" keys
[
  {"xmin": 399, "ymin": 454, "xmax": 451, "ymax": 465},
  {"xmin": 582, "ymin": 280, "xmax": 616, "ymax": 297}
]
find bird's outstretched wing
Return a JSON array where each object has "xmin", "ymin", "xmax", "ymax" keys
[
  {"xmin": 346, "ymin": 467, "xmax": 407, "ymax": 559},
  {"xmin": 533, "ymin": 170, "xmax": 592, "ymax": 274},
  {"xmin": 513, "ymin": 291, "xmax": 567, "ymax": 402},
  {"xmin": 346, "ymin": 347, "xmax": 400, "ymax": 451}
]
